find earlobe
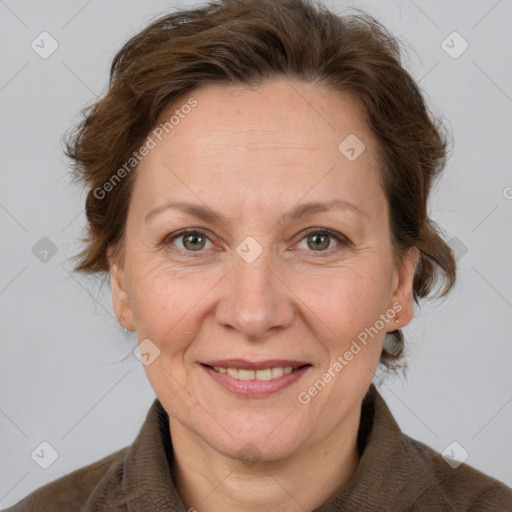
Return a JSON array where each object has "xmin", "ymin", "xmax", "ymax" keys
[
  {"xmin": 108, "ymin": 249, "xmax": 136, "ymax": 332},
  {"xmin": 388, "ymin": 247, "xmax": 420, "ymax": 330}
]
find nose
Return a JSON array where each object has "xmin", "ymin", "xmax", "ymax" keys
[{"xmin": 215, "ymin": 245, "xmax": 295, "ymax": 340}]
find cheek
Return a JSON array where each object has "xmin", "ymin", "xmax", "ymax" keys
[
  {"xmin": 308, "ymin": 266, "xmax": 391, "ymax": 331},
  {"xmin": 128, "ymin": 264, "xmax": 209, "ymax": 351},
  {"xmin": 312, "ymin": 273, "xmax": 389, "ymax": 395},
  {"xmin": 304, "ymin": 269, "xmax": 392, "ymax": 377},
  {"xmin": 127, "ymin": 245, "xmax": 393, "ymax": 359}
]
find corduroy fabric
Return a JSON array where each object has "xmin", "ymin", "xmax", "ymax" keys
[{"xmin": 4, "ymin": 386, "xmax": 512, "ymax": 511}]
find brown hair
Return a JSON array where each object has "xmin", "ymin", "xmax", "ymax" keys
[{"xmin": 64, "ymin": 0, "xmax": 456, "ymax": 370}]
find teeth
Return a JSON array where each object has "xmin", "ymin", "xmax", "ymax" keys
[
  {"xmin": 254, "ymin": 368, "xmax": 272, "ymax": 380},
  {"xmin": 239, "ymin": 369, "xmax": 255, "ymax": 380},
  {"xmin": 211, "ymin": 366, "xmax": 297, "ymax": 380},
  {"xmin": 271, "ymin": 367, "xmax": 284, "ymax": 378},
  {"xmin": 227, "ymin": 367, "xmax": 239, "ymax": 379}
]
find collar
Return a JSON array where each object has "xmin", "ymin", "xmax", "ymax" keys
[
  {"xmin": 86, "ymin": 385, "xmax": 434, "ymax": 511},
  {"xmin": 120, "ymin": 399, "xmax": 187, "ymax": 511},
  {"xmin": 315, "ymin": 385, "xmax": 435, "ymax": 511}
]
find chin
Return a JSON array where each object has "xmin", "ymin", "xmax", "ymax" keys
[
  {"xmin": 211, "ymin": 430, "xmax": 305, "ymax": 464},
  {"xmin": 190, "ymin": 409, "xmax": 310, "ymax": 462}
]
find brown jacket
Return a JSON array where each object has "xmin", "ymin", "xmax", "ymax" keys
[{"xmin": 4, "ymin": 385, "xmax": 512, "ymax": 511}]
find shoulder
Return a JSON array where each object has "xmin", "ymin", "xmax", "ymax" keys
[
  {"xmin": 2, "ymin": 446, "xmax": 128, "ymax": 512},
  {"xmin": 359, "ymin": 387, "xmax": 512, "ymax": 511},
  {"xmin": 406, "ymin": 435, "xmax": 512, "ymax": 511}
]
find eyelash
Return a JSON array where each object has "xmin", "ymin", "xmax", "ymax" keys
[{"xmin": 164, "ymin": 228, "xmax": 350, "ymax": 258}]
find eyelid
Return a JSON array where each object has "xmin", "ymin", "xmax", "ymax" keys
[{"xmin": 164, "ymin": 227, "xmax": 350, "ymax": 256}]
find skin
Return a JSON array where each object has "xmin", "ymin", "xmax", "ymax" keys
[{"xmin": 109, "ymin": 79, "xmax": 419, "ymax": 512}]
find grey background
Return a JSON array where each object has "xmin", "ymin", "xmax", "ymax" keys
[{"xmin": 1, "ymin": 0, "xmax": 511, "ymax": 507}]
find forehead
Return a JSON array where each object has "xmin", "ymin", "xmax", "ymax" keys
[
  {"xmin": 154, "ymin": 79, "xmax": 373, "ymax": 155},
  {"xmin": 132, "ymin": 79, "xmax": 383, "ymax": 217}
]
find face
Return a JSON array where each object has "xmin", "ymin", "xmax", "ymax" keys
[{"xmin": 110, "ymin": 79, "xmax": 418, "ymax": 462}]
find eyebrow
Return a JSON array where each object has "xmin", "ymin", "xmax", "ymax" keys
[{"xmin": 144, "ymin": 198, "xmax": 364, "ymax": 225}]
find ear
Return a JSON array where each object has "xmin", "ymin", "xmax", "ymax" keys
[
  {"xmin": 387, "ymin": 246, "xmax": 420, "ymax": 330},
  {"xmin": 107, "ymin": 246, "xmax": 136, "ymax": 332}
]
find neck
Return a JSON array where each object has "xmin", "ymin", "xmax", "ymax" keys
[{"xmin": 169, "ymin": 407, "xmax": 361, "ymax": 512}]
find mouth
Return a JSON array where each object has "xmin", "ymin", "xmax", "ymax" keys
[
  {"xmin": 201, "ymin": 363, "xmax": 310, "ymax": 381},
  {"xmin": 199, "ymin": 359, "xmax": 312, "ymax": 397}
]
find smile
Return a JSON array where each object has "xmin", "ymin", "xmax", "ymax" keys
[
  {"xmin": 208, "ymin": 365, "xmax": 301, "ymax": 380},
  {"xmin": 200, "ymin": 360, "xmax": 312, "ymax": 397}
]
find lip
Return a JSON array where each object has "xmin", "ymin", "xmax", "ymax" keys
[
  {"xmin": 200, "ymin": 361, "xmax": 311, "ymax": 398},
  {"xmin": 200, "ymin": 359, "xmax": 310, "ymax": 370}
]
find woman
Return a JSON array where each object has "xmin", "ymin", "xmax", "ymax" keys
[{"xmin": 5, "ymin": 0, "xmax": 511, "ymax": 510}]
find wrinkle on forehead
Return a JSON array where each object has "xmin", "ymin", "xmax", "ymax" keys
[{"xmin": 132, "ymin": 80, "xmax": 384, "ymax": 229}]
